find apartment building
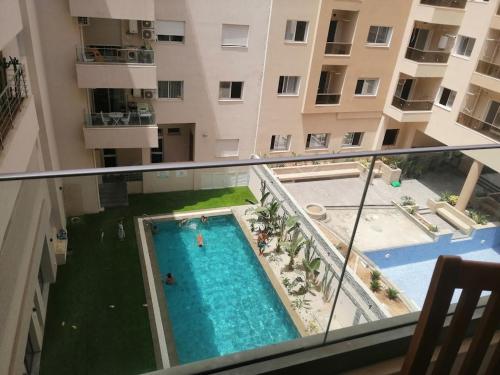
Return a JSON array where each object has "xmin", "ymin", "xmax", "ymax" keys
[{"xmin": 0, "ymin": 0, "xmax": 67, "ymax": 373}]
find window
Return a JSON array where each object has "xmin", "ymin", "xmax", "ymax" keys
[
  {"xmin": 355, "ymin": 79, "xmax": 379, "ymax": 96},
  {"xmin": 158, "ymin": 81, "xmax": 183, "ymax": 99},
  {"xmin": 306, "ymin": 133, "xmax": 329, "ymax": 149},
  {"xmin": 454, "ymin": 35, "xmax": 475, "ymax": 57},
  {"xmin": 277, "ymin": 76, "xmax": 300, "ymax": 95},
  {"xmin": 102, "ymin": 148, "xmax": 117, "ymax": 168},
  {"xmin": 156, "ymin": 20, "xmax": 185, "ymax": 42},
  {"xmin": 436, "ymin": 87, "xmax": 456, "ymax": 109},
  {"xmin": 219, "ymin": 81, "xmax": 243, "ymax": 100},
  {"xmin": 366, "ymin": 26, "xmax": 392, "ymax": 45},
  {"xmin": 270, "ymin": 135, "xmax": 291, "ymax": 151},
  {"xmin": 215, "ymin": 139, "xmax": 239, "ymax": 157},
  {"xmin": 342, "ymin": 132, "xmax": 363, "ymax": 147},
  {"xmin": 382, "ymin": 129, "xmax": 399, "ymax": 146},
  {"xmin": 285, "ymin": 20, "xmax": 308, "ymax": 42},
  {"xmin": 167, "ymin": 127, "xmax": 181, "ymax": 135},
  {"xmin": 221, "ymin": 24, "xmax": 249, "ymax": 47},
  {"xmin": 151, "ymin": 129, "xmax": 164, "ymax": 163}
]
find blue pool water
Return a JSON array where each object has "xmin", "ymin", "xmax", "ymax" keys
[
  {"xmin": 152, "ymin": 215, "xmax": 299, "ymax": 364},
  {"xmin": 367, "ymin": 227, "xmax": 500, "ymax": 309}
]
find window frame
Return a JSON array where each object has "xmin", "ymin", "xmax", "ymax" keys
[
  {"xmin": 270, "ymin": 135, "xmax": 291, "ymax": 151},
  {"xmin": 453, "ymin": 35, "xmax": 475, "ymax": 58},
  {"xmin": 156, "ymin": 20, "xmax": 186, "ymax": 43},
  {"xmin": 157, "ymin": 81, "xmax": 184, "ymax": 100},
  {"xmin": 342, "ymin": 132, "xmax": 364, "ymax": 147},
  {"xmin": 382, "ymin": 129, "xmax": 399, "ymax": 146},
  {"xmin": 219, "ymin": 81, "xmax": 244, "ymax": 100},
  {"xmin": 277, "ymin": 76, "xmax": 301, "ymax": 96},
  {"xmin": 354, "ymin": 78, "xmax": 380, "ymax": 97},
  {"xmin": 435, "ymin": 87, "xmax": 456, "ymax": 110},
  {"xmin": 215, "ymin": 139, "xmax": 240, "ymax": 157},
  {"xmin": 151, "ymin": 129, "xmax": 164, "ymax": 163},
  {"xmin": 284, "ymin": 20, "xmax": 309, "ymax": 43},
  {"xmin": 221, "ymin": 24, "xmax": 250, "ymax": 48},
  {"xmin": 305, "ymin": 133, "xmax": 330, "ymax": 150},
  {"xmin": 366, "ymin": 26, "xmax": 393, "ymax": 46}
]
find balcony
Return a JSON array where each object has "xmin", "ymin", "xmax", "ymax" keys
[
  {"xmin": 457, "ymin": 112, "xmax": 500, "ymax": 142},
  {"xmin": 419, "ymin": 0, "xmax": 466, "ymax": 9},
  {"xmin": 0, "ymin": 67, "xmax": 27, "ymax": 149},
  {"xmin": 315, "ymin": 93, "xmax": 341, "ymax": 105},
  {"xmin": 324, "ymin": 10, "xmax": 358, "ymax": 56},
  {"xmin": 414, "ymin": 1, "xmax": 465, "ymax": 26},
  {"xmin": 68, "ymin": 0, "xmax": 154, "ymax": 21},
  {"xmin": 405, "ymin": 48, "xmax": 450, "ymax": 64},
  {"xmin": 82, "ymin": 111, "xmax": 158, "ymax": 149},
  {"xmin": 75, "ymin": 47, "xmax": 157, "ymax": 89},
  {"xmin": 315, "ymin": 65, "xmax": 346, "ymax": 106}
]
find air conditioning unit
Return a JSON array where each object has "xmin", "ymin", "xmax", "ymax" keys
[
  {"xmin": 142, "ymin": 20, "xmax": 154, "ymax": 29},
  {"xmin": 128, "ymin": 20, "xmax": 138, "ymax": 34},
  {"xmin": 142, "ymin": 89, "xmax": 156, "ymax": 99},
  {"xmin": 77, "ymin": 17, "xmax": 90, "ymax": 26},
  {"xmin": 142, "ymin": 29, "xmax": 156, "ymax": 41}
]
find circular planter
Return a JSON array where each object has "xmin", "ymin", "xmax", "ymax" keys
[{"xmin": 305, "ymin": 203, "xmax": 327, "ymax": 221}]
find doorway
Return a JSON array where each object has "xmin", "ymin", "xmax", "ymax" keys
[{"xmin": 91, "ymin": 89, "xmax": 127, "ymax": 113}]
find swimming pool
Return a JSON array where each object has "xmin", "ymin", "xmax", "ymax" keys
[
  {"xmin": 366, "ymin": 227, "xmax": 500, "ymax": 309},
  {"xmin": 152, "ymin": 214, "xmax": 299, "ymax": 364}
]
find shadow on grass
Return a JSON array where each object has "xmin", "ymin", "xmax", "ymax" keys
[{"xmin": 39, "ymin": 187, "xmax": 255, "ymax": 375}]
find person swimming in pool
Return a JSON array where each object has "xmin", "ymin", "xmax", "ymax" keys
[
  {"xmin": 165, "ymin": 273, "xmax": 175, "ymax": 285},
  {"xmin": 197, "ymin": 232, "xmax": 204, "ymax": 247},
  {"xmin": 178, "ymin": 218, "xmax": 190, "ymax": 227},
  {"xmin": 201, "ymin": 215, "xmax": 208, "ymax": 224}
]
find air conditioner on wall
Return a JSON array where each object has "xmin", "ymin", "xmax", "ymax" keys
[
  {"xmin": 142, "ymin": 20, "xmax": 154, "ymax": 29},
  {"xmin": 142, "ymin": 29, "xmax": 156, "ymax": 41},
  {"xmin": 77, "ymin": 17, "xmax": 90, "ymax": 26},
  {"xmin": 142, "ymin": 89, "xmax": 156, "ymax": 99}
]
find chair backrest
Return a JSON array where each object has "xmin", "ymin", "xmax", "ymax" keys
[
  {"xmin": 401, "ymin": 255, "xmax": 500, "ymax": 375},
  {"xmin": 137, "ymin": 102, "xmax": 149, "ymax": 113}
]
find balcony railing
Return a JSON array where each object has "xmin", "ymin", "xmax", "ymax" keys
[
  {"xmin": 392, "ymin": 96, "xmax": 433, "ymax": 111},
  {"xmin": 419, "ymin": 0, "xmax": 467, "ymax": 9},
  {"xmin": 76, "ymin": 47, "xmax": 155, "ymax": 64},
  {"xmin": 325, "ymin": 42, "xmax": 352, "ymax": 55},
  {"xmin": 476, "ymin": 60, "xmax": 500, "ymax": 80},
  {"xmin": 457, "ymin": 112, "xmax": 500, "ymax": 142},
  {"xmin": 0, "ymin": 67, "xmax": 27, "ymax": 149},
  {"xmin": 405, "ymin": 47, "xmax": 450, "ymax": 64},
  {"xmin": 316, "ymin": 93, "xmax": 341, "ymax": 105},
  {"xmin": 85, "ymin": 111, "xmax": 156, "ymax": 126}
]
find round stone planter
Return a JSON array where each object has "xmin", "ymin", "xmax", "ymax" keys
[{"xmin": 305, "ymin": 203, "xmax": 327, "ymax": 221}]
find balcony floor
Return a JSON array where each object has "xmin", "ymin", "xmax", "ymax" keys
[{"xmin": 39, "ymin": 187, "xmax": 256, "ymax": 374}]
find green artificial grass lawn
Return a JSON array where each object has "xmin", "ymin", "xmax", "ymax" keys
[{"xmin": 39, "ymin": 187, "xmax": 255, "ymax": 375}]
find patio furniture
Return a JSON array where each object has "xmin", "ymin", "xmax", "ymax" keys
[
  {"xmin": 401, "ymin": 256, "xmax": 500, "ymax": 374},
  {"xmin": 100, "ymin": 111, "xmax": 110, "ymax": 125},
  {"xmin": 121, "ymin": 112, "xmax": 131, "ymax": 125},
  {"xmin": 108, "ymin": 112, "xmax": 123, "ymax": 125},
  {"xmin": 137, "ymin": 103, "xmax": 152, "ymax": 124}
]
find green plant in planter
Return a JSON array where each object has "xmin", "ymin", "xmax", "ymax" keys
[
  {"xmin": 400, "ymin": 195, "xmax": 416, "ymax": 206},
  {"xmin": 406, "ymin": 206, "xmax": 417, "ymax": 215},
  {"xmin": 370, "ymin": 270, "xmax": 381, "ymax": 282},
  {"xmin": 291, "ymin": 296, "xmax": 311, "ymax": 311},
  {"xmin": 467, "ymin": 210, "xmax": 489, "ymax": 225},
  {"xmin": 370, "ymin": 279, "xmax": 382, "ymax": 292},
  {"xmin": 281, "ymin": 228, "xmax": 305, "ymax": 270},
  {"xmin": 275, "ymin": 214, "xmax": 299, "ymax": 254},
  {"xmin": 439, "ymin": 191, "xmax": 459, "ymax": 206},
  {"xmin": 321, "ymin": 266, "xmax": 335, "ymax": 303},
  {"xmin": 428, "ymin": 224, "xmax": 438, "ymax": 233},
  {"xmin": 302, "ymin": 238, "xmax": 321, "ymax": 283},
  {"xmin": 386, "ymin": 287, "xmax": 399, "ymax": 300}
]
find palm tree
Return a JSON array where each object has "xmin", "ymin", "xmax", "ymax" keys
[
  {"xmin": 281, "ymin": 228, "xmax": 304, "ymax": 270},
  {"xmin": 275, "ymin": 214, "xmax": 299, "ymax": 253},
  {"xmin": 302, "ymin": 238, "xmax": 321, "ymax": 283}
]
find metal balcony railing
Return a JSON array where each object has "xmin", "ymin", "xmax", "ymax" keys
[
  {"xmin": 76, "ymin": 47, "xmax": 155, "ymax": 64},
  {"xmin": 85, "ymin": 111, "xmax": 156, "ymax": 127},
  {"xmin": 405, "ymin": 47, "xmax": 450, "ymax": 64},
  {"xmin": 325, "ymin": 42, "xmax": 352, "ymax": 55},
  {"xmin": 476, "ymin": 60, "xmax": 500, "ymax": 80},
  {"xmin": 419, "ymin": 0, "xmax": 467, "ymax": 9},
  {"xmin": 316, "ymin": 93, "xmax": 341, "ymax": 105},
  {"xmin": 0, "ymin": 67, "xmax": 28, "ymax": 149},
  {"xmin": 457, "ymin": 112, "xmax": 500, "ymax": 142},
  {"xmin": 392, "ymin": 96, "xmax": 433, "ymax": 111}
]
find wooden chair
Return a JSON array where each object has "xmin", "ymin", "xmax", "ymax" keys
[{"xmin": 401, "ymin": 255, "xmax": 500, "ymax": 374}]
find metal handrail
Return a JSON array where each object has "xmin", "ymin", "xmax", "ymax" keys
[
  {"xmin": 392, "ymin": 96, "xmax": 434, "ymax": 111},
  {"xmin": 457, "ymin": 112, "xmax": 500, "ymax": 142},
  {"xmin": 405, "ymin": 47, "xmax": 450, "ymax": 64},
  {"xmin": 84, "ymin": 111, "xmax": 156, "ymax": 127},
  {"xmin": 0, "ymin": 144, "xmax": 499, "ymax": 181},
  {"xmin": 76, "ymin": 47, "xmax": 155, "ymax": 64},
  {"xmin": 476, "ymin": 60, "xmax": 500, "ymax": 80},
  {"xmin": 0, "ymin": 67, "xmax": 28, "ymax": 149},
  {"xmin": 325, "ymin": 42, "xmax": 352, "ymax": 55},
  {"xmin": 419, "ymin": 0, "xmax": 467, "ymax": 9}
]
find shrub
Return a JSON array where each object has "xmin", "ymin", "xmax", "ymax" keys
[
  {"xmin": 406, "ymin": 206, "xmax": 417, "ymax": 215},
  {"xmin": 400, "ymin": 195, "xmax": 415, "ymax": 206},
  {"xmin": 439, "ymin": 192, "xmax": 459, "ymax": 206},
  {"xmin": 386, "ymin": 288, "xmax": 399, "ymax": 300},
  {"xmin": 370, "ymin": 270, "xmax": 381, "ymax": 281},
  {"xmin": 370, "ymin": 279, "xmax": 382, "ymax": 292},
  {"xmin": 428, "ymin": 224, "xmax": 438, "ymax": 233},
  {"xmin": 467, "ymin": 210, "xmax": 489, "ymax": 225}
]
